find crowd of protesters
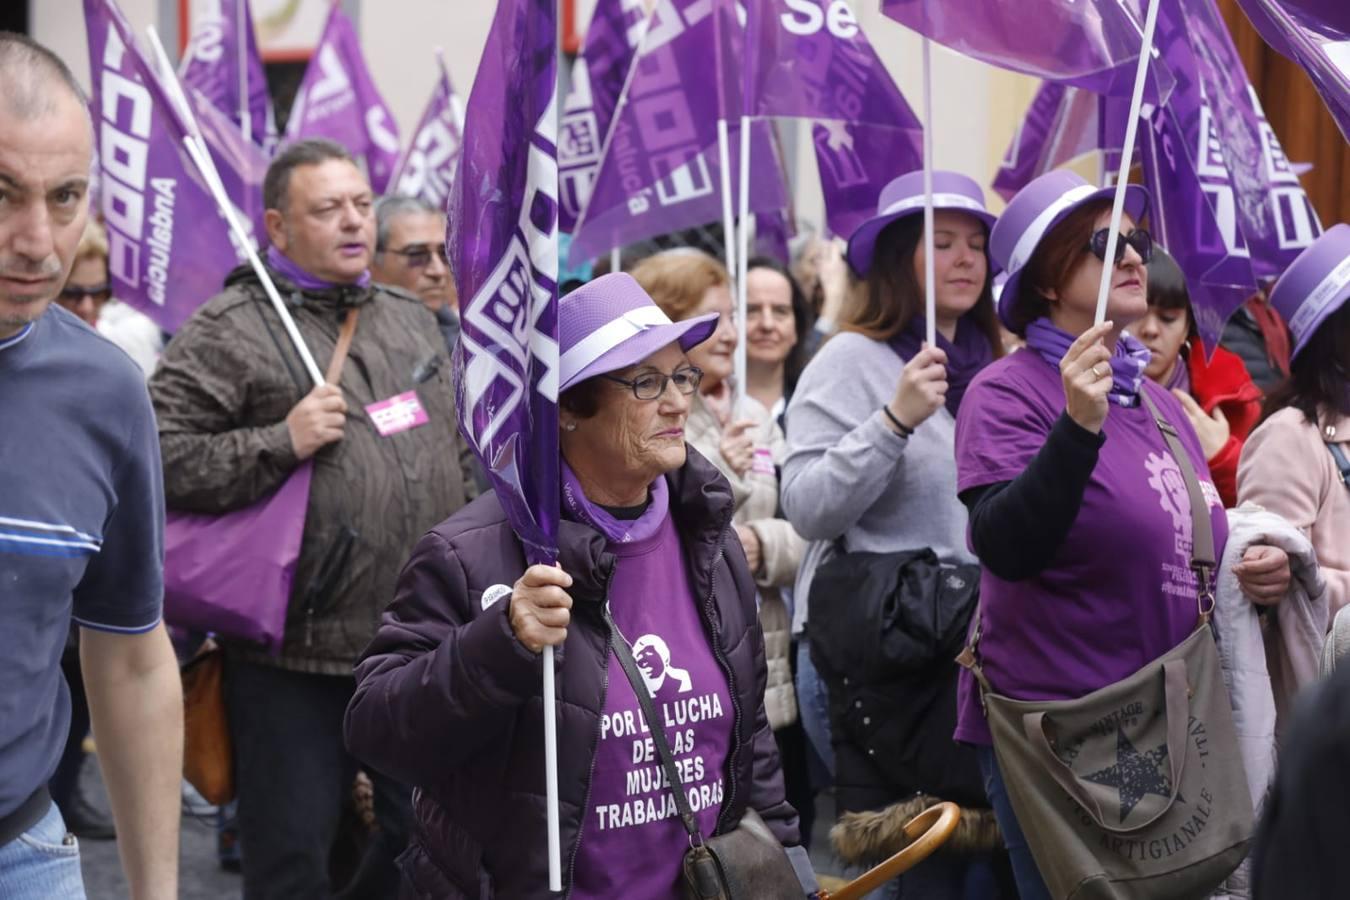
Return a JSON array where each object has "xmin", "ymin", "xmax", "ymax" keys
[{"xmin": 5, "ymin": 25, "xmax": 1350, "ymax": 900}]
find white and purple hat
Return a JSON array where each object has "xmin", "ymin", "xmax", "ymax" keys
[
  {"xmin": 1268, "ymin": 223, "xmax": 1350, "ymax": 360},
  {"xmin": 558, "ymin": 273, "xmax": 719, "ymax": 393},
  {"xmin": 990, "ymin": 170, "xmax": 1149, "ymax": 329},
  {"xmin": 846, "ymin": 170, "xmax": 998, "ymax": 276}
]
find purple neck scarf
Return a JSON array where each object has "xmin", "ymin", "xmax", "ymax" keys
[
  {"xmin": 1164, "ymin": 349, "xmax": 1192, "ymax": 394},
  {"xmin": 1025, "ymin": 318, "xmax": 1150, "ymax": 408},
  {"xmin": 265, "ymin": 245, "xmax": 371, "ymax": 291},
  {"xmin": 890, "ymin": 316, "xmax": 995, "ymax": 416},
  {"xmin": 561, "ymin": 459, "xmax": 669, "ymax": 544}
]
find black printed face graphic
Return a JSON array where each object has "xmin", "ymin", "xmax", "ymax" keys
[{"xmin": 635, "ymin": 643, "xmax": 665, "ymax": 681}]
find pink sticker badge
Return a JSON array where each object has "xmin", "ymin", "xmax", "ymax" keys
[
  {"xmin": 751, "ymin": 447, "xmax": 776, "ymax": 477},
  {"xmin": 365, "ymin": 391, "xmax": 429, "ymax": 437}
]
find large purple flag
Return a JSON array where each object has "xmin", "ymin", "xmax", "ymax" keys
[
  {"xmin": 448, "ymin": 0, "xmax": 560, "ymax": 565},
  {"xmin": 993, "ymin": 83, "xmax": 1109, "ymax": 200},
  {"xmin": 1234, "ymin": 0, "xmax": 1350, "ymax": 142},
  {"xmin": 389, "ymin": 67, "xmax": 464, "ymax": 208},
  {"xmin": 812, "ymin": 120, "xmax": 922, "ymax": 238},
  {"xmin": 881, "ymin": 0, "xmax": 1176, "ymax": 103},
  {"xmin": 84, "ymin": 0, "xmax": 262, "ymax": 333},
  {"xmin": 285, "ymin": 5, "xmax": 400, "ymax": 193},
  {"xmin": 558, "ymin": 0, "xmax": 650, "ymax": 233},
  {"xmin": 181, "ymin": 0, "xmax": 276, "ymax": 151},
  {"xmin": 568, "ymin": 0, "xmax": 788, "ymax": 264}
]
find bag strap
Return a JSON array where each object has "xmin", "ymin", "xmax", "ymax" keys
[
  {"xmin": 1329, "ymin": 443, "xmax": 1350, "ymax": 489},
  {"xmin": 325, "ymin": 308, "xmax": 360, "ymax": 386},
  {"xmin": 602, "ymin": 605, "xmax": 707, "ymax": 846}
]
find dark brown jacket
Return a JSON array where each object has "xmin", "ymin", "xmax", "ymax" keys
[{"xmin": 149, "ymin": 263, "xmax": 476, "ymax": 674}]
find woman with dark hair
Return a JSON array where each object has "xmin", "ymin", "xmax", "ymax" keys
[
  {"xmin": 955, "ymin": 170, "xmax": 1291, "ymax": 899},
  {"xmin": 1135, "ymin": 246, "xmax": 1263, "ymax": 506},
  {"xmin": 745, "ymin": 256, "xmax": 813, "ymax": 421},
  {"xmin": 783, "ymin": 171, "xmax": 1008, "ymax": 898},
  {"xmin": 1239, "ymin": 224, "xmax": 1350, "ymax": 613}
]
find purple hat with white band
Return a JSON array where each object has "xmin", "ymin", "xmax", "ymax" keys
[
  {"xmin": 846, "ymin": 170, "xmax": 998, "ymax": 276},
  {"xmin": 990, "ymin": 169, "xmax": 1149, "ymax": 329},
  {"xmin": 1268, "ymin": 223, "xmax": 1350, "ymax": 360},
  {"xmin": 558, "ymin": 273, "xmax": 719, "ymax": 393}
]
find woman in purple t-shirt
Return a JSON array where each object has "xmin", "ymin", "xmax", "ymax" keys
[{"xmin": 954, "ymin": 171, "xmax": 1292, "ymax": 900}]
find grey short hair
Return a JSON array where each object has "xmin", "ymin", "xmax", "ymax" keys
[
  {"xmin": 374, "ymin": 194, "xmax": 443, "ymax": 252},
  {"xmin": 0, "ymin": 32, "xmax": 90, "ymax": 120},
  {"xmin": 263, "ymin": 138, "xmax": 356, "ymax": 212}
]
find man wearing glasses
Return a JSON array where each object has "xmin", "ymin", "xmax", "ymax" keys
[{"xmin": 372, "ymin": 194, "xmax": 459, "ymax": 352}]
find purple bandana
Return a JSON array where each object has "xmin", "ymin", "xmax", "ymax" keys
[
  {"xmin": 1163, "ymin": 350, "xmax": 1192, "ymax": 394},
  {"xmin": 890, "ymin": 316, "xmax": 994, "ymax": 416},
  {"xmin": 1025, "ymin": 318, "xmax": 1150, "ymax": 408},
  {"xmin": 265, "ymin": 245, "xmax": 371, "ymax": 292},
  {"xmin": 561, "ymin": 459, "xmax": 669, "ymax": 545}
]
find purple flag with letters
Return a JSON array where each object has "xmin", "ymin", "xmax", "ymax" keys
[
  {"xmin": 448, "ymin": 0, "xmax": 560, "ymax": 565},
  {"xmin": 181, "ymin": 0, "xmax": 276, "ymax": 151},
  {"xmin": 559, "ymin": 0, "xmax": 650, "ymax": 233},
  {"xmin": 881, "ymin": 0, "xmax": 1175, "ymax": 103},
  {"xmin": 389, "ymin": 67, "xmax": 464, "ymax": 208},
  {"xmin": 84, "ymin": 0, "xmax": 262, "ymax": 333},
  {"xmin": 285, "ymin": 5, "xmax": 401, "ymax": 193},
  {"xmin": 1234, "ymin": 0, "xmax": 1350, "ymax": 142},
  {"xmin": 568, "ymin": 0, "xmax": 787, "ymax": 264}
]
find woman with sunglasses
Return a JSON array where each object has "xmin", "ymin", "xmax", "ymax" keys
[
  {"xmin": 58, "ymin": 221, "xmax": 162, "ymax": 377},
  {"xmin": 953, "ymin": 171, "xmax": 1290, "ymax": 899}
]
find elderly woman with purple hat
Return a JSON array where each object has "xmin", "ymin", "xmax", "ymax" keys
[
  {"xmin": 345, "ymin": 274, "xmax": 808, "ymax": 898},
  {"xmin": 953, "ymin": 170, "xmax": 1292, "ymax": 898},
  {"xmin": 1239, "ymin": 223, "xmax": 1350, "ymax": 613},
  {"xmin": 783, "ymin": 171, "xmax": 1011, "ymax": 898}
]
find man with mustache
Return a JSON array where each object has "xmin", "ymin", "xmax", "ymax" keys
[
  {"xmin": 148, "ymin": 138, "xmax": 477, "ymax": 898},
  {"xmin": 0, "ymin": 33, "xmax": 181, "ymax": 900}
]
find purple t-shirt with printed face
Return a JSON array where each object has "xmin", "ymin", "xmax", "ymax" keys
[
  {"xmin": 953, "ymin": 350, "xmax": 1228, "ymax": 745},
  {"xmin": 571, "ymin": 512, "xmax": 734, "ymax": 899}
]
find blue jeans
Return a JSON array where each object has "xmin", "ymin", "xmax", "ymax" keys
[
  {"xmin": 977, "ymin": 747, "xmax": 1051, "ymax": 900},
  {"xmin": 795, "ymin": 638, "xmax": 835, "ymax": 782},
  {"xmin": 0, "ymin": 802, "xmax": 87, "ymax": 899}
]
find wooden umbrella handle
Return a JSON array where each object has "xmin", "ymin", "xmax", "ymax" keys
[{"xmin": 817, "ymin": 802, "xmax": 962, "ymax": 900}]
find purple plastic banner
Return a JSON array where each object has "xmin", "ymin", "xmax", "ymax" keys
[
  {"xmin": 993, "ymin": 83, "xmax": 1110, "ymax": 201},
  {"xmin": 753, "ymin": 210, "xmax": 792, "ymax": 264},
  {"xmin": 447, "ymin": 0, "xmax": 560, "ymax": 565},
  {"xmin": 84, "ymin": 0, "xmax": 263, "ymax": 334},
  {"xmin": 285, "ymin": 5, "xmax": 401, "ymax": 193},
  {"xmin": 880, "ymin": 0, "xmax": 1176, "ymax": 104},
  {"xmin": 558, "ymin": 0, "xmax": 650, "ymax": 233},
  {"xmin": 1234, "ymin": 0, "xmax": 1350, "ymax": 142},
  {"xmin": 812, "ymin": 121, "xmax": 922, "ymax": 239},
  {"xmin": 389, "ymin": 67, "xmax": 464, "ymax": 208},
  {"xmin": 569, "ymin": 0, "xmax": 787, "ymax": 263},
  {"xmin": 181, "ymin": 0, "xmax": 276, "ymax": 151}
]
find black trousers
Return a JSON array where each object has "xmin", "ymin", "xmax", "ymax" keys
[{"xmin": 225, "ymin": 657, "xmax": 412, "ymax": 900}]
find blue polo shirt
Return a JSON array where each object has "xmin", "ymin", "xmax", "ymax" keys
[{"xmin": 0, "ymin": 306, "xmax": 164, "ymax": 820}]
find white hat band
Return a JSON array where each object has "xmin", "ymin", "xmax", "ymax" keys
[
  {"xmin": 879, "ymin": 192, "xmax": 988, "ymax": 218},
  {"xmin": 1289, "ymin": 255, "xmax": 1350, "ymax": 342},
  {"xmin": 558, "ymin": 305, "xmax": 673, "ymax": 387},
  {"xmin": 1007, "ymin": 184, "xmax": 1098, "ymax": 275}
]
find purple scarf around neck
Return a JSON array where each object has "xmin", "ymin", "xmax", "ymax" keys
[
  {"xmin": 561, "ymin": 459, "xmax": 670, "ymax": 544},
  {"xmin": 1164, "ymin": 351, "xmax": 1192, "ymax": 394},
  {"xmin": 889, "ymin": 316, "xmax": 995, "ymax": 416},
  {"xmin": 265, "ymin": 245, "xmax": 371, "ymax": 291},
  {"xmin": 1025, "ymin": 318, "xmax": 1151, "ymax": 408}
]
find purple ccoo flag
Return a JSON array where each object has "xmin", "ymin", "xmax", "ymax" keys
[
  {"xmin": 1234, "ymin": 0, "xmax": 1350, "ymax": 142},
  {"xmin": 881, "ymin": 0, "xmax": 1176, "ymax": 104},
  {"xmin": 558, "ymin": 0, "xmax": 651, "ymax": 233},
  {"xmin": 447, "ymin": 0, "xmax": 560, "ymax": 566},
  {"xmin": 993, "ymin": 82, "xmax": 1108, "ymax": 201},
  {"xmin": 390, "ymin": 66, "xmax": 465, "ymax": 209},
  {"xmin": 181, "ymin": 0, "xmax": 276, "ymax": 150},
  {"xmin": 286, "ymin": 5, "xmax": 401, "ymax": 193},
  {"xmin": 568, "ymin": 0, "xmax": 787, "ymax": 264},
  {"xmin": 84, "ymin": 0, "xmax": 263, "ymax": 334}
]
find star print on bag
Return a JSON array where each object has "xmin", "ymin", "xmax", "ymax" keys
[{"xmin": 1083, "ymin": 726, "xmax": 1174, "ymax": 823}]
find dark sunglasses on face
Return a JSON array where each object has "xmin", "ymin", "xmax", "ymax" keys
[
  {"xmin": 1086, "ymin": 227, "xmax": 1153, "ymax": 265},
  {"xmin": 601, "ymin": 366, "xmax": 704, "ymax": 401},
  {"xmin": 59, "ymin": 284, "xmax": 112, "ymax": 304},
  {"xmin": 385, "ymin": 243, "xmax": 449, "ymax": 268}
]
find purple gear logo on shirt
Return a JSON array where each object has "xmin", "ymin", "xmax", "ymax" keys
[{"xmin": 1145, "ymin": 452, "xmax": 1193, "ymax": 546}]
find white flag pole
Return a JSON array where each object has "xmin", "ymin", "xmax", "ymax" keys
[
  {"xmin": 921, "ymin": 39, "xmax": 936, "ymax": 348},
  {"xmin": 610, "ymin": 247, "xmax": 622, "ymax": 274},
  {"xmin": 238, "ymin": 0, "xmax": 251, "ymax": 144},
  {"xmin": 545, "ymin": 14, "xmax": 564, "ymax": 893},
  {"xmin": 1094, "ymin": 0, "xmax": 1160, "ymax": 326},
  {"xmin": 735, "ymin": 116, "xmax": 751, "ymax": 406},
  {"xmin": 147, "ymin": 26, "xmax": 325, "ymax": 388},
  {"xmin": 718, "ymin": 119, "xmax": 738, "ymax": 308}
]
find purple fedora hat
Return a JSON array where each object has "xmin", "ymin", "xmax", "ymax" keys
[
  {"xmin": 846, "ymin": 170, "xmax": 998, "ymax": 276},
  {"xmin": 1268, "ymin": 223, "xmax": 1350, "ymax": 360},
  {"xmin": 990, "ymin": 169, "xmax": 1149, "ymax": 329},
  {"xmin": 558, "ymin": 273, "xmax": 718, "ymax": 393}
]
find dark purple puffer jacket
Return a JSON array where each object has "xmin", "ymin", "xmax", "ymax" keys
[{"xmin": 345, "ymin": 449, "xmax": 800, "ymax": 899}]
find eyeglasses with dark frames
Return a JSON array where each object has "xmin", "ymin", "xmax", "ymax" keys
[
  {"xmin": 58, "ymin": 284, "xmax": 112, "ymax": 304},
  {"xmin": 1086, "ymin": 227, "xmax": 1153, "ymax": 265},
  {"xmin": 600, "ymin": 366, "xmax": 704, "ymax": 401},
  {"xmin": 384, "ymin": 243, "xmax": 449, "ymax": 268}
]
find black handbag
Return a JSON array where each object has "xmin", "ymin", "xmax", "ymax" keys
[{"xmin": 603, "ymin": 607, "xmax": 805, "ymax": 900}]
